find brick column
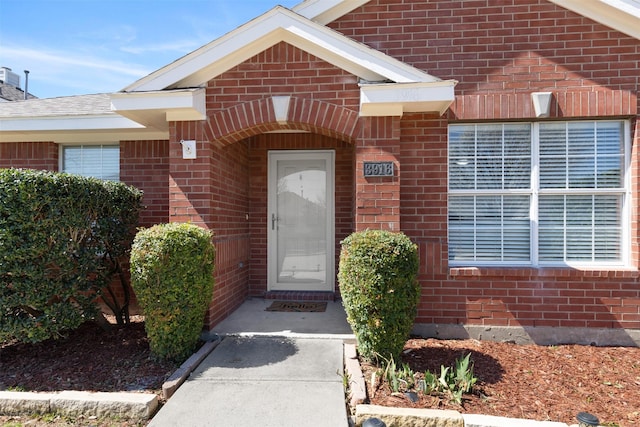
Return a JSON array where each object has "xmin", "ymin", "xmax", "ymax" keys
[
  {"xmin": 168, "ymin": 121, "xmax": 213, "ymax": 229},
  {"xmin": 354, "ymin": 116, "xmax": 401, "ymax": 231}
]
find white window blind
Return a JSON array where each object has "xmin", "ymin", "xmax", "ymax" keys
[
  {"xmin": 62, "ymin": 145, "xmax": 120, "ymax": 181},
  {"xmin": 448, "ymin": 121, "xmax": 626, "ymax": 266}
]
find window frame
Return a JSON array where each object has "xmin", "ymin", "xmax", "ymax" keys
[
  {"xmin": 447, "ymin": 120, "xmax": 631, "ymax": 268},
  {"xmin": 59, "ymin": 143, "xmax": 120, "ymax": 182}
]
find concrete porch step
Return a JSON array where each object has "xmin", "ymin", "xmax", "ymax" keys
[{"xmin": 263, "ymin": 291, "xmax": 338, "ymax": 301}]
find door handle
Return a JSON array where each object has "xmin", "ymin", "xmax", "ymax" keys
[{"xmin": 271, "ymin": 213, "xmax": 278, "ymax": 230}]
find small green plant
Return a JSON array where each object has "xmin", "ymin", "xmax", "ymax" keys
[
  {"xmin": 433, "ymin": 353, "xmax": 478, "ymax": 404},
  {"xmin": 377, "ymin": 353, "xmax": 419, "ymax": 394},
  {"xmin": 379, "ymin": 352, "xmax": 478, "ymax": 405}
]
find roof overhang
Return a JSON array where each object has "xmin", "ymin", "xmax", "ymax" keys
[
  {"xmin": 548, "ymin": 0, "xmax": 640, "ymax": 39},
  {"xmin": 110, "ymin": 88, "xmax": 206, "ymax": 131},
  {"xmin": 292, "ymin": 0, "xmax": 369, "ymax": 25},
  {"xmin": 360, "ymin": 81, "xmax": 457, "ymax": 117},
  {"xmin": 0, "ymin": 115, "xmax": 167, "ymax": 143}
]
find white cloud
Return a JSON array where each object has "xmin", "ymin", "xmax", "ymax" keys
[
  {"xmin": 120, "ymin": 39, "xmax": 204, "ymax": 55},
  {"xmin": 0, "ymin": 44, "xmax": 152, "ymax": 97}
]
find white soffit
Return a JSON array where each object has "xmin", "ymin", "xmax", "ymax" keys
[
  {"xmin": 110, "ymin": 88, "xmax": 206, "ymax": 130},
  {"xmin": 123, "ymin": 6, "xmax": 439, "ymax": 93},
  {"xmin": 292, "ymin": 0, "xmax": 369, "ymax": 24},
  {"xmin": 549, "ymin": 0, "xmax": 640, "ymax": 39},
  {"xmin": 360, "ymin": 81, "xmax": 457, "ymax": 117}
]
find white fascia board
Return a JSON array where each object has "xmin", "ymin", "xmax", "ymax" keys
[
  {"xmin": 110, "ymin": 88, "xmax": 206, "ymax": 121},
  {"xmin": 123, "ymin": 7, "xmax": 438, "ymax": 93},
  {"xmin": 359, "ymin": 81, "xmax": 457, "ymax": 117},
  {"xmin": 549, "ymin": 0, "xmax": 640, "ymax": 39},
  {"xmin": 0, "ymin": 129, "xmax": 168, "ymax": 144},
  {"xmin": 0, "ymin": 115, "xmax": 145, "ymax": 132},
  {"xmin": 292, "ymin": 0, "xmax": 369, "ymax": 24}
]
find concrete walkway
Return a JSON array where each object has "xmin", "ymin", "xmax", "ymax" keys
[{"xmin": 149, "ymin": 299, "xmax": 354, "ymax": 427}]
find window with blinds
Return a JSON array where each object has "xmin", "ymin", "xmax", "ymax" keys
[
  {"xmin": 448, "ymin": 121, "xmax": 626, "ymax": 266},
  {"xmin": 62, "ymin": 145, "xmax": 120, "ymax": 181}
]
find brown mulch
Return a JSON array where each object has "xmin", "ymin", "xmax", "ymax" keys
[
  {"xmin": 0, "ymin": 319, "xmax": 180, "ymax": 426},
  {"xmin": 1, "ymin": 322, "xmax": 639, "ymax": 426},
  {"xmin": 361, "ymin": 337, "xmax": 640, "ymax": 427}
]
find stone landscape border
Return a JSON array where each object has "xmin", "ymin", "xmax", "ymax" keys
[
  {"xmin": 0, "ymin": 390, "xmax": 157, "ymax": 420},
  {"xmin": 0, "ymin": 338, "xmax": 221, "ymax": 422}
]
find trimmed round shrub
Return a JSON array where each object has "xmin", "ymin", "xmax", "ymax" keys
[
  {"xmin": 130, "ymin": 223, "xmax": 215, "ymax": 362},
  {"xmin": 338, "ymin": 230, "xmax": 420, "ymax": 362}
]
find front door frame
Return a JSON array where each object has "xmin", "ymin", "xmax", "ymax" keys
[{"xmin": 267, "ymin": 150, "xmax": 335, "ymax": 292}]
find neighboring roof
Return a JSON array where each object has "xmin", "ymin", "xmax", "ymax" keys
[
  {"xmin": 0, "ymin": 82, "xmax": 36, "ymax": 102},
  {"xmin": 0, "ymin": 94, "xmax": 111, "ymax": 118},
  {"xmin": 548, "ymin": 0, "xmax": 640, "ymax": 39}
]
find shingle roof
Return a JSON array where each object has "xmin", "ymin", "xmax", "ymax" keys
[
  {"xmin": 0, "ymin": 82, "xmax": 36, "ymax": 102},
  {"xmin": 0, "ymin": 93, "xmax": 112, "ymax": 118}
]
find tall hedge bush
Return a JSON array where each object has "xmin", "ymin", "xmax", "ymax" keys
[
  {"xmin": 0, "ymin": 168, "xmax": 143, "ymax": 343},
  {"xmin": 130, "ymin": 223, "xmax": 215, "ymax": 362},
  {"xmin": 338, "ymin": 230, "xmax": 420, "ymax": 362}
]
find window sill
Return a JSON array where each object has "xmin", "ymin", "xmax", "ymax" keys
[{"xmin": 449, "ymin": 266, "xmax": 640, "ymax": 279}]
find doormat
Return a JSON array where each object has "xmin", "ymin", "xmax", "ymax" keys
[{"xmin": 265, "ymin": 301, "xmax": 327, "ymax": 312}]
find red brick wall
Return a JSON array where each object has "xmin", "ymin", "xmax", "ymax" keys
[
  {"xmin": 120, "ymin": 140, "xmax": 170, "ymax": 228},
  {"xmin": 205, "ymin": 42, "xmax": 360, "ymax": 113},
  {"xmin": 168, "ymin": 119, "xmax": 252, "ymax": 328},
  {"xmin": 207, "ymin": 140, "xmax": 251, "ymax": 327},
  {"xmin": 0, "ymin": 142, "xmax": 58, "ymax": 170},
  {"xmin": 331, "ymin": 0, "xmax": 640, "ymax": 331}
]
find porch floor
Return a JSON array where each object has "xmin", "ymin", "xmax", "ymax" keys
[{"xmin": 207, "ymin": 297, "xmax": 354, "ymax": 340}]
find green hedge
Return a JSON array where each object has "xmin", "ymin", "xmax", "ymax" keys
[
  {"xmin": 0, "ymin": 168, "xmax": 143, "ymax": 343},
  {"xmin": 338, "ymin": 230, "xmax": 420, "ymax": 362},
  {"xmin": 130, "ymin": 223, "xmax": 215, "ymax": 362}
]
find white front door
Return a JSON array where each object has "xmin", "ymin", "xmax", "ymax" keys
[{"xmin": 268, "ymin": 150, "xmax": 334, "ymax": 292}]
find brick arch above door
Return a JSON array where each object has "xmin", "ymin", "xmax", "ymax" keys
[{"xmin": 203, "ymin": 96, "xmax": 360, "ymax": 147}]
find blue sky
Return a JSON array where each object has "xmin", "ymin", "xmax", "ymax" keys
[{"xmin": 0, "ymin": 0, "xmax": 299, "ymax": 99}]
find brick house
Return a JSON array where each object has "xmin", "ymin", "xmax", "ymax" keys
[{"xmin": 1, "ymin": 0, "xmax": 639, "ymax": 346}]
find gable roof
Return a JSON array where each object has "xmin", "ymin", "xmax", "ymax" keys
[
  {"xmin": 113, "ymin": 6, "xmax": 456, "ymax": 125},
  {"xmin": 292, "ymin": 0, "xmax": 369, "ymax": 25},
  {"xmin": 122, "ymin": 6, "xmax": 445, "ymax": 92},
  {"xmin": 548, "ymin": 0, "xmax": 640, "ymax": 40},
  {"xmin": 294, "ymin": 0, "xmax": 640, "ymax": 40}
]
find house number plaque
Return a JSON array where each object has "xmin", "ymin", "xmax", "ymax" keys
[{"xmin": 363, "ymin": 161, "xmax": 394, "ymax": 177}]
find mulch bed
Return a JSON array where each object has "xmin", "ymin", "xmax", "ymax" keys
[
  {"xmin": 1, "ymin": 320, "xmax": 639, "ymax": 426},
  {"xmin": 360, "ymin": 337, "xmax": 640, "ymax": 426},
  {"xmin": 0, "ymin": 320, "xmax": 178, "ymax": 394}
]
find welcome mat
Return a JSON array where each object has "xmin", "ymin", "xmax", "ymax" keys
[{"xmin": 265, "ymin": 301, "xmax": 327, "ymax": 312}]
